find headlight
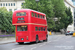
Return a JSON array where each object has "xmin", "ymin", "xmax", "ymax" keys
[{"xmin": 21, "ymin": 38, "xmax": 24, "ymax": 40}]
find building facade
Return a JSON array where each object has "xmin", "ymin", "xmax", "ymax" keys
[
  {"xmin": 64, "ymin": 0, "xmax": 75, "ymax": 31},
  {"xmin": 0, "ymin": 0, "xmax": 25, "ymax": 12}
]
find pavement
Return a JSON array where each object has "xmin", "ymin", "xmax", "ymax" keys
[{"xmin": 0, "ymin": 37, "xmax": 15, "ymax": 45}]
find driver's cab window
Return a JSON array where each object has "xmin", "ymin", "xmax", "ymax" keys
[{"xmin": 17, "ymin": 25, "xmax": 27, "ymax": 31}]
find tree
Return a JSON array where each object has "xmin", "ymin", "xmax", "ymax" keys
[
  {"xmin": 22, "ymin": 0, "xmax": 55, "ymax": 31},
  {"xmin": 0, "ymin": 7, "xmax": 8, "ymax": 34},
  {"xmin": 22, "ymin": 0, "xmax": 73, "ymax": 32},
  {"xmin": 63, "ymin": 8, "xmax": 73, "ymax": 32},
  {"xmin": 7, "ymin": 11, "xmax": 15, "ymax": 33},
  {"xmin": 0, "ymin": 7, "xmax": 15, "ymax": 34},
  {"xmin": 51, "ymin": 0, "xmax": 67, "ymax": 31}
]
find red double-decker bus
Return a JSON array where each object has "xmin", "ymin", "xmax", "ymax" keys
[{"xmin": 12, "ymin": 9, "xmax": 47, "ymax": 44}]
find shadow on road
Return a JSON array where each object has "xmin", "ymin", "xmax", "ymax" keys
[{"xmin": 16, "ymin": 41, "xmax": 45, "ymax": 45}]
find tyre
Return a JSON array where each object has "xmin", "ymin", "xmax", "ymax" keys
[
  {"xmin": 18, "ymin": 42, "xmax": 24, "ymax": 44},
  {"xmin": 45, "ymin": 35, "xmax": 48, "ymax": 42},
  {"xmin": 66, "ymin": 34, "xmax": 67, "ymax": 36},
  {"xmin": 36, "ymin": 35, "xmax": 39, "ymax": 43}
]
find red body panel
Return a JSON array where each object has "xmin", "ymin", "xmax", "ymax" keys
[{"xmin": 12, "ymin": 9, "xmax": 47, "ymax": 42}]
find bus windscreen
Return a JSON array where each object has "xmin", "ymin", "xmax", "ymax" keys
[
  {"xmin": 17, "ymin": 25, "xmax": 27, "ymax": 31},
  {"xmin": 16, "ymin": 12, "xmax": 26, "ymax": 16}
]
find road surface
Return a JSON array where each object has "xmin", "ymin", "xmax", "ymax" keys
[{"xmin": 0, "ymin": 35, "xmax": 75, "ymax": 50}]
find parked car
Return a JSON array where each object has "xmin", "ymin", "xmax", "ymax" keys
[
  {"xmin": 65, "ymin": 32, "xmax": 70, "ymax": 35},
  {"xmin": 69, "ymin": 31, "xmax": 74, "ymax": 35},
  {"xmin": 65, "ymin": 31, "xmax": 74, "ymax": 35}
]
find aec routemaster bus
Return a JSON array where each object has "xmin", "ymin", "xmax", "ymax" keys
[{"xmin": 12, "ymin": 9, "xmax": 47, "ymax": 44}]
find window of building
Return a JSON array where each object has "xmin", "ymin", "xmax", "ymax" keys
[
  {"xmin": 14, "ymin": 3, "xmax": 15, "ymax": 6},
  {"xmin": 74, "ymin": 23, "xmax": 75, "ymax": 27},
  {"xmin": 38, "ymin": 14, "xmax": 40, "ymax": 18},
  {"xmin": 35, "ymin": 13, "xmax": 37, "ymax": 17},
  {"xmin": 3, "ymin": 3, "xmax": 5, "ymax": 6},
  {"xmin": 9, "ymin": 9, "xmax": 12, "ymax": 11},
  {"xmin": 32, "ymin": 12, "xmax": 34, "ymax": 17},
  {"xmin": 6, "ymin": 3, "xmax": 7, "ymax": 6},
  {"xmin": 22, "ymin": 3, "xmax": 23, "ymax": 5},
  {"xmin": 11, "ymin": 3, "xmax": 12, "ymax": 6},
  {"xmin": 17, "ymin": 25, "xmax": 28, "ymax": 31},
  {"xmin": 9, "ymin": 3, "xmax": 10, "ymax": 6},
  {"xmin": 74, "ymin": 16, "xmax": 75, "ymax": 18},
  {"xmin": 1, "ymin": 3, "xmax": 2, "ymax": 6},
  {"xmin": 74, "ymin": 20, "xmax": 75, "ymax": 22},
  {"xmin": 16, "ymin": 12, "xmax": 26, "ymax": 16},
  {"xmin": 35, "ymin": 27, "xmax": 38, "ymax": 31},
  {"xmin": 0, "ymin": 3, "xmax": 2, "ymax": 6},
  {"xmin": 41, "ymin": 15, "xmax": 42, "ymax": 19}
]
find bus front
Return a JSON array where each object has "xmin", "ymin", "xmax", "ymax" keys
[{"xmin": 12, "ymin": 9, "xmax": 30, "ymax": 44}]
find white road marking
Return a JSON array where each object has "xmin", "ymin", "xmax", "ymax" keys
[
  {"xmin": 55, "ymin": 46, "xmax": 74, "ymax": 49},
  {"xmin": 12, "ymin": 46, "xmax": 25, "ymax": 50},
  {"xmin": 29, "ymin": 44, "xmax": 37, "ymax": 47},
  {"xmin": 53, "ymin": 40, "xmax": 58, "ymax": 41},
  {"xmin": 39, "ymin": 43, "xmax": 46, "ymax": 47},
  {"xmin": 47, "ymin": 41, "xmax": 51, "ymax": 43},
  {"xmin": 54, "ymin": 37, "xmax": 62, "ymax": 40},
  {"xmin": 31, "ymin": 47, "xmax": 37, "ymax": 50}
]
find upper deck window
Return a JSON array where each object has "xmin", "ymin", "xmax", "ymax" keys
[
  {"xmin": 35, "ymin": 13, "xmax": 37, "ymax": 17},
  {"xmin": 16, "ymin": 12, "xmax": 26, "ymax": 16},
  {"xmin": 41, "ymin": 27, "xmax": 43, "ymax": 31},
  {"xmin": 35, "ymin": 27, "xmax": 38, "ymax": 31},
  {"xmin": 32, "ymin": 12, "xmax": 34, "ymax": 17},
  {"xmin": 38, "ymin": 14, "xmax": 40, "ymax": 18},
  {"xmin": 43, "ymin": 16, "xmax": 44, "ymax": 19},
  {"xmin": 44, "ymin": 28, "xmax": 45, "ymax": 31},
  {"xmin": 41, "ymin": 15, "xmax": 42, "ymax": 19},
  {"xmin": 39, "ymin": 27, "xmax": 40, "ymax": 31}
]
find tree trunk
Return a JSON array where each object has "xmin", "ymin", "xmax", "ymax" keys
[
  {"xmin": 5, "ymin": 30, "xmax": 6, "ymax": 35},
  {"xmin": 0, "ymin": 29, "xmax": 1, "ymax": 35},
  {"xmin": 9, "ymin": 30, "xmax": 12, "ymax": 34},
  {"xmin": 64, "ymin": 28, "xmax": 67, "ymax": 34}
]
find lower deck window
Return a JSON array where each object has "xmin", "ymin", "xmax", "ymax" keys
[{"xmin": 17, "ymin": 25, "xmax": 27, "ymax": 31}]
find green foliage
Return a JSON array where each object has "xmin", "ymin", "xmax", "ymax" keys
[
  {"xmin": 22, "ymin": 0, "xmax": 73, "ymax": 31},
  {"xmin": 51, "ymin": 0, "xmax": 66, "ymax": 17},
  {"xmin": 47, "ymin": 19, "xmax": 55, "ymax": 31},
  {"xmin": 0, "ymin": 7, "xmax": 15, "ymax": 33},
  {"xmin": 22, "ymin": 0, "xmax": 54, "ymax": 17},
  {"xmin": 51, "ymin": 0, "xmax": 66, "ymax": 31},
  {"xmin": 22, "ymin": 0, "xmax": 55, "ymax": 31},
  {"xmin": 64, "ymin": 7, "xmax": 73, "ymax": 29}
]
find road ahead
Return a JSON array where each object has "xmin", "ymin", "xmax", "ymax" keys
[{"xmin": 0, "ymin": 35, "xmax": 75, "ymax": 50}]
